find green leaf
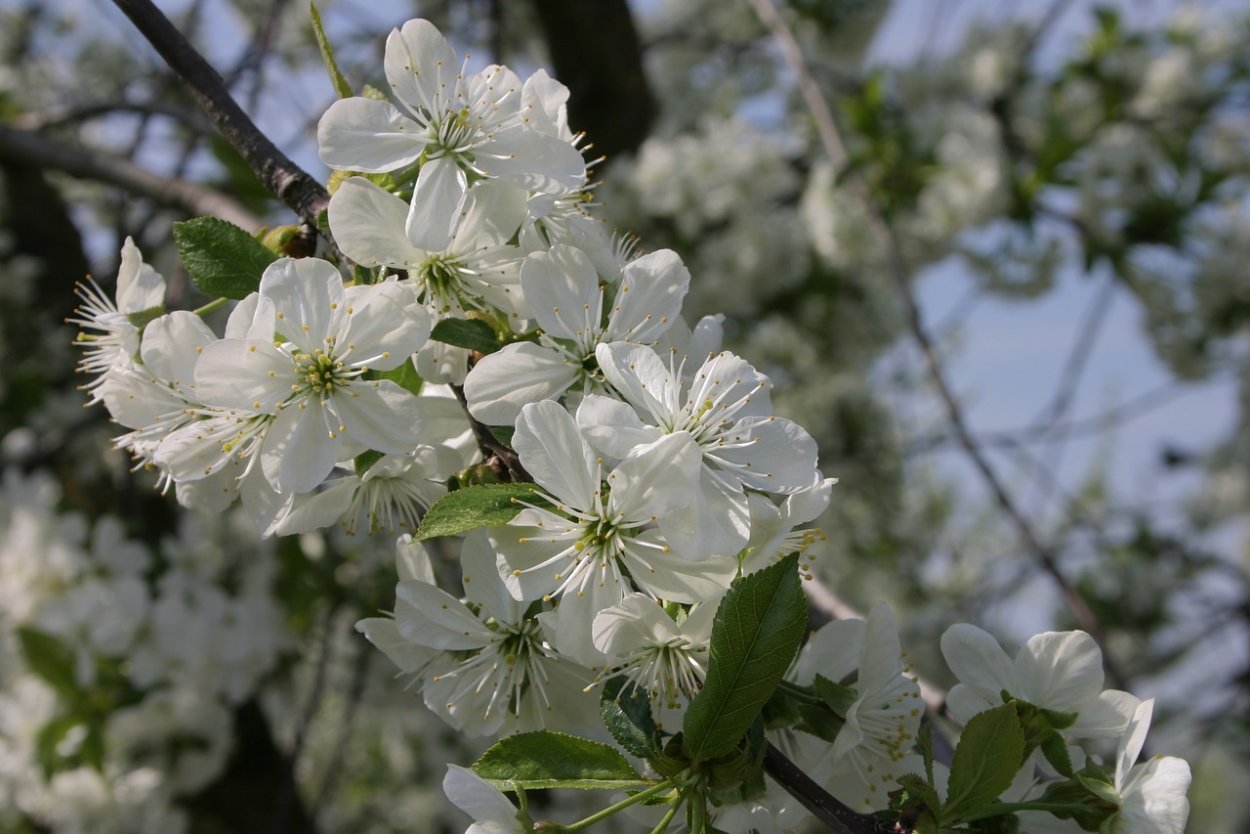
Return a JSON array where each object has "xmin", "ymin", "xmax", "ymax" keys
[
  {"xmin": 795, "ymin": 703, "xmax": 843, "ymax": 742},
  {"xmin": 812, "ymin": 674, "xmax": 857, "ymax": 716},
  {"xmin": 600, "ymin": 677, "xmax": 661, "ymax": 758},
  {"xmin": 682, "ymin": 554, "xmax": 807, "ymax": 765},
  {"xmin": 895, "ymin": 772, "xmax": 942, "ymax": 819},
  {"xmin": 472, "ymin": 731, "xmax": 650, "ymax": 790},
  {"xmin": 126, "ymin": 306, "xmax": 165, "ymax": 330},
  {"xmin": 354, "ymin": 449, "xmax": 384, "ymax": 476},
  {"xmin": 942, "ymin": 703, "xmax": 1025, "ymax": 825},
  {"xmin": 17, "ymin": 627, "xmax": 80, "ymax": 701},
  {"xmin": 310, "ymin": 2, "xmax": 353, "ymax": 99},
  {"xmin": 414, "ymin": 482, "xmax": 548, "ymax": 541},
  {"xmin": 490, "ymin": 425, "xmax": 515, "ymax": 448},
  {"xmin": 1041, "ymin": 732, "xmax": 1074, "ymax": 778},
  {"xmin": 173, "ymin": 217, "xmax": 279, "ymax": 300},
  {"xmin": 918, "ymin": 720, "xmax": 935, "ymax": 786},
  {"xmin": 365, "ymin": 357, "xmax": 423, "ymax": 396},
  {"xmin": 430, "ymin": 317, "xmax": 501, "ymax": 354}
]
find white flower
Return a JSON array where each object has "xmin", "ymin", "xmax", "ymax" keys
[
  {"xmin": 328, "ymin": 177, "xmax": 528, "ymax": 322},
  {"xmin": 317, "ymin": 18, "xmax": 585, "ymax": 251},
  {"xmin": 442, "ymin": 764, "xmax": 529, "ymax": 834},
  {"xmin": 70, "ymin": 237, "xmax": 165, "ymax": 402},
  {"xmin": 463, "ymin": 244, "xmax": 690, "ymax": 425},
  {"xmin": 497, "ymin": 400, "xmax": 735, "ymax": 666},
  {"xmin": 586, "ymin": 342, "xmax": 821, "ymax": 558},
  {"xmin": 591, "ymin": 592, "xmax": 719, "ymax": 707},
  {"xmin": 395, "ymin": 530, "xmax": 597, "ymax": 736},
  {"xmin": 940, "ymin": 625, "xmax": 1137, "ymax": 738},
  {"xmin": 739, "ymin": 475, "xmax": 835, "ymax": 574},
  {"xmin": 356, "ymin": 536, "xmax": 443, "ymax": 680},
  {"xmin": 190, "ymin": 258, "xmax": 431, "ymax": 493},
  {"xmin": 1107, "ymin": 700, "xmax": 1191, "ymax": 834}
]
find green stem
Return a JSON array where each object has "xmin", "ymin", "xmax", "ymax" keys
[
  {"xmin": 959, "ymin": 800, "xmax": 1093, "ymax": 824},
  {"xmin": 192, "ymin": 296, "xmax": 230, "ymax": 316},
  {"xmin": 648, "ymin": 800, "xmax": 682, "ymax": 834},
  {"xmin": 776, "ymin": 679, "xmax": 821, "ymax": 704},
  {"xmin": 556, "ymin": 779, "xmax": 675, "ymax": 833}
]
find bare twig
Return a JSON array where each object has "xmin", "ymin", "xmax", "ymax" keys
[
  {"xmin": 763, "ymin": 744, "xmax": 888, "ymax": 834},
  {"xmin": 110, "ymin": 0, "xmax": 330, "ymax": 231},
  {"xmin": 14, "ymin": 100, "xmax": 215, "ymax": 134},
  {"xmin": 747, "ymin": 0, "xmax": 1126, "ymax": 689},
  {"xmin": 0, "ymin": 123, "xmax": 261, "ymax": 230}
]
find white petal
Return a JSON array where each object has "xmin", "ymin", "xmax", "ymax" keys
[
  {"xmin": 318, "ymin": 96, "xmax": 427, "ymax": 172},
  {"xmin": 476, "ymin": 126, "xmax": 587, "ymax": 194},
  {"xmin": 406, "ymin": 157, "xmax": 467, "ymax": 252},
  {"xmin": 116, "ymin": 236, "xmax": 165, "ymax": 313},
  {"xmin": 329, "ymin": 178, "xmax": 427, "ymax": 269},
  {"xmin": 592, "ymin": 594, "xmax": 681, "ymax": 658},
  {"xmin": 1116, "ymin": 698, "xmax": 1154, "ymax": 788},
  {"xmin": 604, "ymin": 249, "xmax": 690, "ymax": 344},
  {"xmin": 396, "ymin": 535, "xmax": 436, "ymax": 583},
  {"xmin": 596, "ymin": 341, "xmax": 680, "ymax": 424},
  {"xmin": 857, "ymin": 602, "xmax": 902, "ymax": 691},
  {"xmin": 384, "ymin": 20, "xmax": 458, "ymax": 117},
  {"xmin": 713, "ymin": 417, "xmax": 820, "ymax": 493},
  {"xmin": 395, "ymin": 580, "xmax": 495, "ymax": 650},
  {"xmin": 608, "ymin": 431, "xmax": 701, "ymax": 522},
  {"xmin": 195, "ymin": 338, "xmax": 291, "ymax": 412},
  {"xmin": 659, "ymin": 467, "xmax": 751, "ymax": 560},
  {"xmin": 341, "ymin": 281, "xmax": 431, "ymax": 369},
  {"xmin": 575, "ymin": 394, "xmax": 662, "ymax": 460},
  {"xmin": 444, "ymin": 765, "xmax": 519, "ymax": 828},
  {"xmin": 451, "ymin": 181, "xmax": 528, "ymax": 250},
  {"xmin": 513, "ymin": 400, "xmax": 596, "ymax": 509},
  {"xmin": 1074, "ymin": 689, "xmax": 1139, "ymax": 738},
  {"xmin": 521, "ymin": 245, "xmax": 603, "ymax": 341},
  {"xmin": 334, "ymin": 380, "xmax": 423, "ymax": 453},
  {"xmin": 261, "ymin": 399, "xmax": 341, "ymax": 493},
  {"xmin": 260, "ymin": 258, "xmax": 346, "ymax": 354},
  {"xmin": 463, "ymin": 341, "xmax": 579, "ymax": 426},
  {"xmin": 1118, "ymin": 756, "xmax": 1190, "ymax": 834},
  {"xmin": 272, "ymin": 481, "xmax": 355, "ymax": 535},
  {"xmin": 355, "ymin": 617, "xmax": 437, "ymax": 675},
  {"xmin": 794, "ymin": 618, "xmax": 865, "ymax": 686},
  {"xmin": 140, "ymin": 311, "xmax": 216, "ymax": 387},
  {"xmin": 945, "ymin": 683, "xmax": 997, "ymax": 726},
  {"xmin": 622, "ymin": 535, "xmax": 737, "ymax": 604},
  {"xmin": 940, "ymin": 624, "xmax": 1014, "ymax": 704},
  {"xmin": 538, "ymin": 576, "xmax": 623, "ymax": 667},
  {"xmin": 460, "ymin": 530, "xmax": 526, "ymax": 625},
  {"xmin": 1014, "ymin": 631, "xmax": 1104, "ymax": 713}
]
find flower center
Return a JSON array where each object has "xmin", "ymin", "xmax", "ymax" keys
[{"xmin": 292, "ymin": 347, "xmax": 352, "ymax": 397}]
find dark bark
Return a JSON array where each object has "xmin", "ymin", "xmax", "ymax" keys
[
  {"xmin": 529, "ymin": 0, "xmax": 654, "ymax": 161},
  {"xmin": 110, "ymin": 0, "xmax": 329, "ymax": 231}
]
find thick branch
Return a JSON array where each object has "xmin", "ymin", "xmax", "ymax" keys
[
  {"xmin": 110, "ymin": 0, "xmax": 329, "ymax": 230},
  {"xmin": 748, "ymin": 0, "xmax": 1126, "ymax": 689},
  {"xmin": 763, "ymin": 744, "xmax": 888, "ymax": 834},
  {"xmin": 0, "ymin": 123, "xmax": 261, "ymax": 231}
]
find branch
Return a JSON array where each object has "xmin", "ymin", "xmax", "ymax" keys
[
  {"xmin": 0, "ymin": 123, "xmax": 262, "ymax": 231},
  {"xmin": 110, "ymin": 0, "xmax": 330, "ymax": 231},
  {"xmin": 14, "ymin": 99, "xmax": 215, "ymax": 134},
  {"xmin": 747, "ymin": 0, "xmax": 1126, "ymax": 689},
  {"xmin": 763, "ymin": 744, "xmax": 889, "ymax": 834}
]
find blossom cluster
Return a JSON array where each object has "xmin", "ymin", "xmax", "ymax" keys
[{"xmin": 67, "ymin": 17, "xmax": 1193, "ymax": 834}]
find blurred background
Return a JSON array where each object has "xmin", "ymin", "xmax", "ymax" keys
[{"xmin": 0, "ymin": 0, "xmax": 1247, "ymax": 831}]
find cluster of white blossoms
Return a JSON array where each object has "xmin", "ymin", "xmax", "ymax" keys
[{"xmin": 68, "ymin": 17, "xmax": 1193, "ymax": 834}]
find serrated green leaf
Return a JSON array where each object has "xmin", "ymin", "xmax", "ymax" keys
[
  {"xmin": 812, "ymin": 674, "xmax": 857, "ymax": 716},
  {"xmin": 918, "ymin": 720, "xmax": 935, "ymax": 786},
  {"xmin": 310, "ymin": 2, "xmax": 353, "ymax": 99},
  {"xmin": 472, "ymin": 731, "xmax": 650, "ymax": 790},
  {"xmin": 943, "ymin": 703, "xmax": 1025, "ymax": 825},
  {"xmin": 414, "ymin": 482, "xmax": 548, "ymax": 541},
  {"xmin": 1076, "ymin": 774, "xmax": 1121, "ymax": 806},
  {"xmin": 365, "ymin": 357, "xmax": 423, "ymax": 396},
  {"xmin": 1042, "ymin": 707, "xmax": 1079, "ymax": 731},
  {"xmin": 173, "ymin": 217, "xmax": 279, "ymax": 300},
  {"xmin": 601, "ymin": 677, "xmax": 661, "ymax": 758},
  {"xmin": 682, "ymin": 554, "xmax": 807, "ymax": 765},
  {"xmin": 430, "ymin": 317, "xmax": 500, "ymax": 354},
  {"xmin": 1041, "ymin": 732, "xmax": 1074, "ymax": 777},
  {"xmin": 896, "ymin": 772, "xmax": 942, "ymax": 818},
  {"xmin": 17, "ymin": 627, "xmax": 80, "ymax": 701}
]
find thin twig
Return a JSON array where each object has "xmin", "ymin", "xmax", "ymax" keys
[
  {"xmin": 110, "ymin": 0, "xmax": 330, "ymax": 231},
  {"xmin": 0, "ymin": 123, "xmax": 262, "ymax": 231},
  {"xmin": 762, "ymin": 744, "xmax": 888, "ymax": 834},
  {"xmin": 747, "ymin": 0, "xmax": 1126, "ymax": 689}
]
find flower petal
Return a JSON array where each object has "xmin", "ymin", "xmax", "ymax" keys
[
  {"xmin": 463, "ymin": 341, "xmax": 579, "ymax": 426},
  {"xmin": 940, "ymin": 624, "xmax": 1014, "ymax": 704},
  {"xmin": 406, "ymin": 156, "xmax": 467, "ymax": 252},
  {"xmin": 604, "ymin": 249, "xmax": 690, "ymax": 344},
  {"xmin": 384, "ymin": 19, "xmax": 458, "ymax": 117},
  {"xmin": 318, "ymin": 96, "xmax": 427, "ymax": 172},
  {"xmin": 329, "ymin": 177, "xmax": 427, "ymax": 269},
  {"xmin": 1014, "ymin": 630, "xmax": 1104, "ymax": 713},
  {"xmin": 513, "ymin": 400, "xmax": 596, "ymax": 509}
]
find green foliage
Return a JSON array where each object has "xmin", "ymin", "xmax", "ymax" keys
[
  {"xmin": 472, "ymin": 731, "xmax": 650, "ymax": 790},
  {"xmin": 943, "ymin": 703, "xmax": 1025, "ymax": 825},
  {"xmin": 414, "ymin": 482, "xmax": 549, "ymax": 541},
  {"xmin": 172, "ymin": 216, "xmax": 279, "ymax": 300},
  {"xmin": 17, "ymin": 627, "xmax": 79, "ymax": 700},
  {"xmin": 364, "ymin": 357, "xmax": 423, "ymax": 396},
  {"xmin": 600, "ymin": 677, "xmax": 661, "ymax": 759},
  {"xmin": 682, "ymin": 554, "xmax": 807, "ymax": 765},
  {"xmin": 310, "ymin": 2, "xmax": 353, "ymax": 99},
  {"xmin": 429, "ymin": 317, "xmax": 501, "ymax": 354}
]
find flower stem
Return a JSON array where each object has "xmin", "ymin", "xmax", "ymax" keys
[
  {"xmin": 193, "ymin": 297, "xmax": 230, "ymax": 317},
  {"xmin": 648, "ymin": 800, "xmax": 682, "ymax": 834},
  {"xmin": 556, "ymin": 779, "xmax": 676, "ymax": 833}
]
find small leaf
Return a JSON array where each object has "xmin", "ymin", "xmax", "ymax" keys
[
  {"xmin": 414, "ymin": 483, "xmax": 548, "ymax": 541},
  {"xmin": 430, "ymin": 317, "xmax": 501, "ymax": 354},
  {"xmin": 472, "ymin": 731, "xmax": 650, "ymax": 790},
  {"xmin": 1041, "ymin": 732, "xmax": 1074, "ymax": 778},
  {"xmin": 17, "ymin": 628, "xmax": 80, "ymax": 701},
  {"xmin": 943, "ymin": 703, "xmax": 1025, "ymax": 825},
  {"xmin": 365, "ymin": 357, "xmax": 423, "ymax": 396},
  {"xmin": 895, "ymin": 772, "xmax": 942, "ymax": 818},
  {"xmin": 795, "ymin": 702, "xmax": 843, "ymax": 742},
  {"xmin": 354, "ymin": 449, "xmax": 384, "ymax": 476},
  {"xmin": 601, "ymin": 677, "xmax": 661, "ymax": 758},
  {"xmin": 812, "ymin": 674, "xmax": 857, "ymax": 716},
  {"xmin": 490, "ymin": 425, "xmax": 515, "ymax": 448},
  {"xmin": 1075, "ymin": 774, "xmax": 1121, "ymax": 807},
  {"xmin": 682, "ymin": 554, "xmax": 807, "ymax": 764},
  {"xmin": 173, "ymin": 217, "xmax": 278, "ymax": 300},
  {"xmin": 126, "ymin": 306, "xmax": 165, "ymax": 330},
  {"xmin": 310, "ymin": 2, "xmax": 353, "ymax": 99},
  {"xmin": 918, "ymin": 721, "xmax": 935, "ymax": 786}
]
